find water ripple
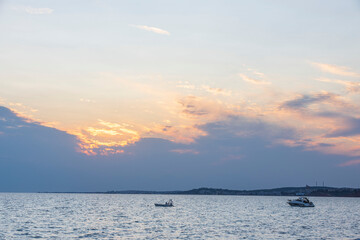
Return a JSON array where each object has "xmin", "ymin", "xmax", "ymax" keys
[{"xmin": 0, "ymin": 193, "xmax": 359, "ymax": 239}]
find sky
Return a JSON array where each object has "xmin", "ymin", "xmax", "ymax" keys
[{"xmin": 0, "ymin": 0, "xmax": 360, "ymax": 192}]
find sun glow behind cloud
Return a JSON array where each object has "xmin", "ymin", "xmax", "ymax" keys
[
  {"xmin": 70, "ymin": 120, "xmax": 141, "ymax": 155},
  {"xmin": 2, "ymin": 61, "xmax": 360, "ymax": 160}
]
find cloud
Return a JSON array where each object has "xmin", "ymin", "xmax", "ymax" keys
[
  {"xmin": 312, "ymin": 62, "xmax": 360, "ymax": 78},
  {"xmin": 179, "ymin": 96, "xmax": 211, "ymax": 117},
  {"xmin": 339, "ymin": 159, "xmax": 360, "ymax": 167},
  {"xmin": 72, "ymin": 119, "xmax": 140, "ymax": 155},
  {"xmin": 202, "ymin": 85, "xmax": 231, "ymax": 96},
  {"xmin": 326, "ymin": 117, "xmax": 360, "ymax": 137},
  {"xmin": 237, "ymin": 66, "xmax": 270, "ymax": 85},
  {"xmin": 280, "ymin": 92, "xmax": 340, "ymax": 110},
  {"xmin": 148, "ymin": 124, "xmax": 207, "ymax": 144},
  {"xmin": 178, "ymin": 96, "xmax": 238, "ymax": 121},
  {"xmin": 238, "ymin": 74, "xmax": 270, "ymax": 85},
  {"xmin": 316, "ymin": 77, "xmax": 360, "ymax": 93},
  {"xmin": 132, "ymin": 25, "xmax": 170, "ymax": 35},
  {"xmin": 276, "ymin": 91, "xmax": 360, "ymax": 157},
  {"xmin": 175, "ymin": 82, "xmax": 231, "ymax": 96},
  {"xmin": 201, "ymin": 115, "xmax": 296, "ymax": 143},
  {"xmin": 12, "ymin": 5, "xmax": 54, "ymax": 15},
  {"xmin": 80, "ymin": 98, "xmax": 96, "ymax": 103},
  {"xmin": 171, "ymin": 149, "xmax": 199, "ymax": 154},
  {"xmin": 2, "ymin": 105, "xmax": 360, "ymax": 192},
  {"xmin": 247, "ymin": 68, "xmax": 265, "ymax": 78},
  {"xmin": 176, "ymin": 82, "xmax": 196, "ymax": 90}
]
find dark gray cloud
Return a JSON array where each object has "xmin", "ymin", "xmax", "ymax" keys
[
  {"xmin": 1, "ymin": 106, "xmax": 359, "ymax": 192},
  {"xmin": 326, "ymin": 117, "xmax": 360, "ymax": 137},
  {"xmin": 199, "ymin": 115, "xmax": 296, "ymax": 142},
  {"xmin": 280, "ymin": 92, "xmax": 338, "ymax": 110}
]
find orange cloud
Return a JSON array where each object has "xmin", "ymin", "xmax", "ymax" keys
[
  {"xmin": 71, "ymin": 119, "xmax": 140, "ymax": 155},
  {"xmin": 3, "ymin": 67, "xmax": 359, "ymax": 160},
  {"xmin": 312, "ymin": 62, "xmax": 360, "ymax": 78},
  {"xmin": 238, "ymin": 74, "xmax": 271, "ymax": 85}
]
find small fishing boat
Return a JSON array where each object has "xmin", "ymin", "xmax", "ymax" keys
[
  {"xmin": 155, "ymin": 199, "xmax": 174, "ymax": 207},
  {"xmin": 287, "ymin": 197, "xmax": 314, "ymax": 207}
]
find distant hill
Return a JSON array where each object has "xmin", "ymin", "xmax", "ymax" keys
[{"xmin": 105, "ymin": 186, "xmax": 360, "ymax": 197}]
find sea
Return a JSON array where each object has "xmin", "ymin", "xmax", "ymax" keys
[{"xmin": 0, "ymin": 193, "xmax": 359, "ymax": 239}]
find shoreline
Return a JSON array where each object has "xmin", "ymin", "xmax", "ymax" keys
[{"xmin": 32, "ymin": 186, "xmax": 360, "ymax": 197}]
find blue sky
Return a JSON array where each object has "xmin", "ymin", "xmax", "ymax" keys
[{"xmin": 0, "ymin": 0, "xmax": 360, "ymax": 191}]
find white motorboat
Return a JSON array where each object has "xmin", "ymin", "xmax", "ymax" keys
[
  {"xmin": 155, "ymin": 199, "xmax": 174, "ymax": 207},
  {"xmin": 287, "ymin": 197, "xmax": 314, "ymax": 207}
]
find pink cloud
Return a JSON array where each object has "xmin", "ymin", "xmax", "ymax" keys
[
  {"xmin": 339, "ymin": 159, "xmax": 360, "ymax": 167},
  {"xmin": 171, "ymin": 149, "xmax": 199, "ymax": 154}
]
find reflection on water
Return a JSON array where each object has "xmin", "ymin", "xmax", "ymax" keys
[{"xmin": 0, "ymin": 193, "xmax": 359, "ymax": 239}]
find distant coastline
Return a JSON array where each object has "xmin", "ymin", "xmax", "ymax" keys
[{"xmin": 42, "ymin": 186, "xmax": 360, "ymax": 197}]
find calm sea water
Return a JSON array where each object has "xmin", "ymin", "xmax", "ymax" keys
[{"xmin": 0, "ymin": 193, "xmax": 359, "ymax": 239}]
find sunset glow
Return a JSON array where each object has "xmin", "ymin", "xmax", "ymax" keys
[{"xmin": 1, "ymin": 0, "xmax": 360, "ymax": 191}]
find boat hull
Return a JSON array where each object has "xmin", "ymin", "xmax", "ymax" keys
[
  {"xmin": 154, "ymin": 203, "xmax": 173, "ymax": 207},
  {"xmin": 288, "ymin": 201, "xmax": 314, "ymax": 207}
]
